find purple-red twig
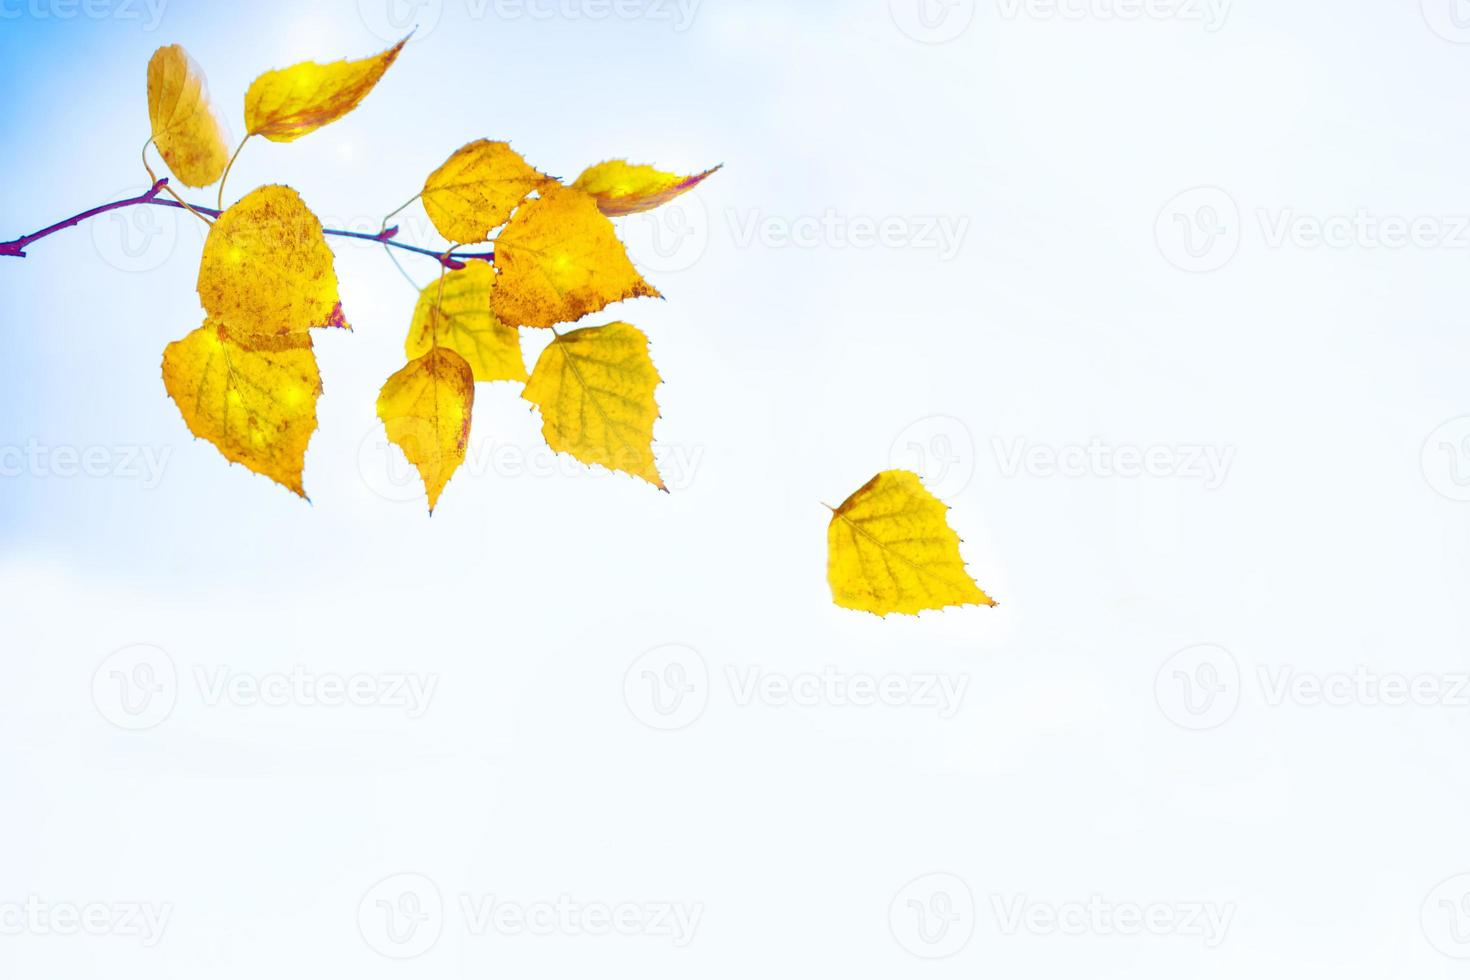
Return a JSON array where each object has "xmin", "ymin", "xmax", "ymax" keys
[{"xmin": 0, "ymin": 178, "xmax": 491, "ymax": 269}]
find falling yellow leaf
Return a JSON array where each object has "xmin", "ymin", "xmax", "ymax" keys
[
  {"xmin": 197, "ymin": 184, "xmax": 346, "ymax": 347},
  {"xmin": 827, "ymin": 470, "xmax": 995, "ymax": 616},
  {"xmin": 376, "ymin": 347, "xmax": 475, "ymax": 512},
  {"xmin": 572, "ymin": 160, "xmax": 721, "ymax": 217},
  {"xmin": 244, "ymin": 38, "xmax": 406, "ymax": 142},
  {"xmin": 405, "ymin": 260, "xmax": 525, "ymax": 383},
  {"xmin": 421, "ymin": 140, "xmax": 551, "ymax": 244},
  {"xmin": 146, "ymin": 45, "xmax": 230, "ymax": 188},
  {"xmin": 492, "ymin": 186, "xmax": 660, "ymax": 329},
  {"xmin": 523, "ymin": 322, "xmax": 663, "ymax": 488},
  {"xmin": 162, "ymin": 321, "xmax": 322, "ymax": 496}
]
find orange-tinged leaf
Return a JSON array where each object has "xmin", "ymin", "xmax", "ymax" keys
[
  {"xmin": 492, "ymin": 186, "xmax": 660, "ymax": 329},
  {"xmin": 827, "ymin": 470, "xmax": 995, "ymax": 616},
  {"xmin": 162, "ymin": 322, "xmax": 322, "ymax": 497},
  {"xmin": 523, "ymin": 322, "xmax": 663, "ymax": 488},
  {"xmin": 244, "ymin": 38, "xmax": 406, "ymax": 142},
  {"xmin": 406, "ymin": 261, "xmax": 525, "ymax": 383},
  {"xmin": 376, "ymin": 348, "xmax": 475, "ymax": 512},
  {"xmin": 421, "ymin": 140, "xmax": 551, "ymax": 244},
  {"xmin": 572, "ymin": 160, "xmax": 721, "ymax": 216},
  {"xmin": 147, "ymin": 45, "xmax": 230, "ymax": 188},
  {"xmin": 198, "ymin": 185, "xmax": 346, "ymax": 347}
]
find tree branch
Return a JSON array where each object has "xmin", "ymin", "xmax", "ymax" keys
[{"xmin": 0, "ymin": 178, "xmax": 492, "ymax": 270}]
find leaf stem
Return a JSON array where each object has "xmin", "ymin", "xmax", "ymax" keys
[
  {"xmin": 0, "ymin": 187, "xmax": 492, "ymax": 268},
  {"xmin": 216, "ymin": 134, "xmax": 251, "ymax": 212},
  {"xmin": 142, "ymin": 139, "xmax": 213, "ymax": 228}
]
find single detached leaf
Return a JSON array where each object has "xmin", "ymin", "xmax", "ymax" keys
[
  {"xmin": 523, "ymin": 322, "xmax": 663, "ymax": 488},
  {"xmin": 244, "ymin": 38, "xmax": 406, "ymax": 142},
  {"xmin": 492, "ymin": 186, "xmax": 660, "ymax": 329},
  {"xmin": 406, "ymin": 261, "xmax": 526, "ymax": 383},
  {"xmin": 162, "ymin": 322, "xmax": 321, "ymax": 497},
  {"xmin": 572, "ymin": 160, "xmax": 721, "ymax": 217},
  {"xmin": 376, "ymin": 348, "xmax": 475, "ymax": 512},
  {"xmin": 198, "ymin": 184, "xmax": 346, "ymax": 347},
  {"xmin": 147, "ymin": 45, "xmax": 230, "ymax": 188},
  {"xmin": 827, "ymin": 470, "xmax": 995, "ymax": 616},
  {"xmin": 421, "ymin": 140, "xmax": 551, "ymax": 244}
]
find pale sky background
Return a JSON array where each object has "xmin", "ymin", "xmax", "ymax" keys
[{"xmin": 3, "ymin": 0, "xmax": 1470, "ymax": 976}]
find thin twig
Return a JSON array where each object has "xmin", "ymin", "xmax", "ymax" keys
[{"xmin": 0, "ymin": 184, "xmax": 493, "ymax": 268}]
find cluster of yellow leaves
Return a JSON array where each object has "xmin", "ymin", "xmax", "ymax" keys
[
  {"xmin": 139, "ymin": 43, "xmax": 991, "ymax": 617},
  {"xmin": 148, "ymin": 39, "xmax": 403, "ymax": 495},
  {"xmin": 827, "ymin": 470, "xmax": 996, "ymax": 616},
  {"xmin": 376, "ymin": 145, "xmax": 718, "ymax": 511}
]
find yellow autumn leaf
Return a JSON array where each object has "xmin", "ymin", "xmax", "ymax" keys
[
  {"xmin": 244, "ymin": 38, "xmax": 406, "ymax": 142},
  {"xmin": 827, "ymin": 470, "xmax": 995, "ymax": 616},
  {"xmin": 146, "ymin": 45, "xmax": 229, "ymax": 188},
  {"xmin": 572, "ymin": 160, "xmax": 721, "ymax": 217},
  {"xmin": 522, "ymin": 322, "xmax": 663, "ymax": 488},
  {"xmin": 162, "ymin": 322, "xmax": 322, "ymax": 497},
  {"xmin": 376, "ymin": 347, "xmax": 475, "ymax": 512},
  {"xmin": 406, "ymin": 260, "xmax": 525, "ymax": 383},
  {"xmin": 421, "ymin": 140, "xmax": 551, "ymax": 244},
  {"xmin": 492, "ymin": 186, "xmax": 660, "ymax": 329},
  {"xmin": 197, "ymin": 184, "xmax": 346, "ymax": 347}
]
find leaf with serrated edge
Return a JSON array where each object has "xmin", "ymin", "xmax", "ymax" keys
[
  {"xmin": 405, "ymin": 260, "xmax": 525, "ymax": 383},
  {"xmin": 162, "ymin": 321, "xmax": 321, "ymax": 496},
  {"xmin": 198, "ymin": 184, "xmax": 346, "ymax": 348},
  {"xmin": 421, "ymin": 139, "xmax": 551, "ymax": 244},
  {"xmin": 522, "ymin": 321, "xmax": 663, "ymax": 488},
  {"xmin": 376, "ymin": 347, "xmax": 475, "ymax": 513},
  {"xmin": 827, "ymin": 469, "xmax": 995, "ymax": 616},
  {"xmin": 493, "ymin": 186, "xmax": 659, "ymax": 329},
  {"xmin": 245, "ymin": 38, "xmax": 405, "ymax": 142}
]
